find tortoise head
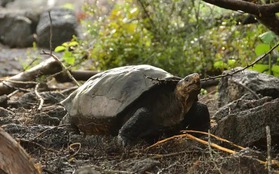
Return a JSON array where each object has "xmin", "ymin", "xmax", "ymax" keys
[{"xmin": 175, "ymin": 73, "xmax": 201, "ymax": 111}]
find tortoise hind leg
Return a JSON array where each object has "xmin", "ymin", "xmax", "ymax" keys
[{"xmin": 117, "ymin": 108, "xmax": 161, "ymax": 146}]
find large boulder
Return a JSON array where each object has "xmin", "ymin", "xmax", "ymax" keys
[
  {"xmin": 36, "ymin": 8, "xmax": 80, "ymax": 49},
  {"xmin": 213, "ymin": 96, "xmax": 279, "ymax": 147},
  {"xmin": 213, "ymin": 69, "xmax": 279, "ymax": 147},
  {"xmin": 218, "ymin": 68, "xmax": 279, "ymax": 107},
  {"xmin": 0, "ymin": 9, "xmax": 39, "ymax": 47}
]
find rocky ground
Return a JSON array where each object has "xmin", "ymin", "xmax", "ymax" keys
[{"xmin": 0, "ymin": 69, "xmax": 277, "ymax": 173}]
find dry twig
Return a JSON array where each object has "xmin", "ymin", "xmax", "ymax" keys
[
  {"xmin": 182, "ymin": 130, "xmax": 245, "ymax": 150},
  {"xmin": 42, "ymin": 11, "xmax": 80, "ymax": 87},
  {"xmin": 19, "ymin": 139, "xmax": 58, "ymax": 153},
  {"xmin": 34, "ymin": 83, "xmax": 44, "ymax": 111},
  {"xmin": 149, "ymin": 150, "xmax": 200, "ymax": 159},
  {"xmin": 266, "ymin": 126, "xmax": 272, "ymax": 174},
  {"xmin": 68, "ymin": 142, "xmax": 81, "ymax": 158},
  {"xmin": 41, "ymin": 52, "xmax": 80, "ymax": 86},
  {"xmin": 146, "ymin": 131, "xmax": 279, "ymax": 169},
  {"xmin": 229, "ymin": 80, "xmax": 260, "ymax": 99}
]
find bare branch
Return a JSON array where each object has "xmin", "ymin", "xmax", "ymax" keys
[
  {"xmin": 48, "ymin": 11, "xmax": 53, "ymax": 52},
  {"xmin": 201, "ymin": 41, "xmax": 279, "ymax": 82},
  {"xmin": 257, "ymin": 14, "xmax": 279, "ymax": 35},
  {"xmin": 203, "ymin": 0, "xmax": 279, "ymax": 15},
  {"xmin": 203, "ymin": 0, "xmax": 279, "ymax": 35}
]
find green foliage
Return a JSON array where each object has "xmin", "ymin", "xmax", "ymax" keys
[
  {"xmin": 255, "ymin": 43, "xmax": 270, "ymax": 56},
  {"xmin": 200, "ymin": 88, "xmax": 208, "ymax": 95},
  {"xmin": 54, "ymin": 38, "xmax": 83, "ymax": 66},
  {"xmin": 271, "ymin": 65, "xmax": 279, "ymax": 76},
  {"xmin": 79, "ymin": 0, "xmax": 279, "ymax": 77},
  {"xmin": 214, "ymin": 59, "xmax": 236, "ymax": 69},
  {"xmin": 249, "ymin": 31, "xmax": 279, "ymax": 76},
  {"xmin": 22, "ymin": 42, "xmax": 42, "ymax": 70},
  {"xmin": 258, "ymin": 31, "xmax": 276, "ymax": 44},
  {"xmin": 88, "ymin": 2, "xmax": 152, "ymax": 69}
]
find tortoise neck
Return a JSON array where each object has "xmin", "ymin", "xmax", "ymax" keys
[{"xmin": 175, "ymin": 90, "xmax": 198, "ymax": 114}]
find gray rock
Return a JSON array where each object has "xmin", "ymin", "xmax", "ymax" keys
[
  {"xmin": 218, "ymin": 68, "xmax": 279, "ymax": 107},
  {"xmin": 0, "ymin": 9, "xmax": 39, "ymax": 47},
  {"xmin": 41, "ymin": 105, "xmax": 67, "ymax": 120},
  {"xmin": 0, "ymin": 107, "xmax": 14, "ymax": 124},
  {"xmin": 33, "ymin": 105, "xmax": 67, "ymax": 125},
  {"xmin": 213, "ymin": 98, "xmax": 279, "ymax": 147},
  {"xmin": 124, "ymin": 158, "xmax": 160, "ymax": 174},
  {"xmin": 221, "ymin": 148, "xmax": 267, "ymax": 174},
  {"xmin": 36, "ymin": 8, "xmax": 80, "ymax": 49},
  {"xmin": 0, "ymin": 0, "xmax": 14, "ymax": 7},
  {"xmin": 0, "ymin": 94, "xmax": 8, "ymax": 107},
  {"xmin": 33, "ymin": 112, "xmax": 61, "ymax": 126},
  {"xmin": 0, "ymin": 107, "xmax": 12, "ymax": 117},
  {"xmin": 9, "ymin": 91, "xmax": 65, "ymax": 109},
  {"xmin": 75, "ymin": 166, "xmax": 101, "ymax": 174},
  {"xmin": 213, "ymin": 96, "xmax": 272, "ymax": 122}
]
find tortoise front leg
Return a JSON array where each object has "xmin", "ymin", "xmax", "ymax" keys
[
  {"xmin": 117, "ymin": 108, "xmax": 160, "ymax": 146},
  {"xmin": 182, "ymin": 102, "xmax": 210, "ymax": 132}
]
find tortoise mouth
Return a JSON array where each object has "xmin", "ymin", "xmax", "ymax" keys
[{"xmin": 187, "ymin": 82, "xmax": 201, "ymax": 92}]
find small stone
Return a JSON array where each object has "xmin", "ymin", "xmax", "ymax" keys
[{"xmin": 0, "ymin": 94, "xmax": 8, "ymax": 108}]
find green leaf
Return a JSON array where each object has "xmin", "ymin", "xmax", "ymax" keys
[
  {"xmin": 250, "ymin": 63, "xmax": 269, "ymax": 73},
  {"xmin": 62, "ymin": 42, "xmax": 70, "ymax": 47},
  {"xmin": 228, "ymin": 59, "xmax": 236, "ymax": 66},
  {"xmin": 214, "ymin": 61, "xmax": 227, "ymax": 69},
  {"xmin": 68, "ymin": 41, "xmax": 78, "ymax": 47},
  {"xmin": 63, "ymin": 51, "xmax": 75, "ymax": 65},
  {"xmin": 272, "ymin": 65, "xmax": 279, "ymax": 76},
  {"xmin": 54, "ymin": 46, "xmax": 66, "ymax": 52},
  {"xmin": 255, "ymin": 44, "xmax": 270, "ymax": 56},
  {"xmin": 63, "ymin": 3, "xmax": 74, "ymax": 10},
  {"xmin": 258, "ymin": 31, "xmax": 276, "ymax": 44}
]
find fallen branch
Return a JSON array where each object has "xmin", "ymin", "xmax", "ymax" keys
[
  {"xmin": 0, "ymin": 58, "xmax": 98, "ymax": 96},
  {"xmin": 0, "ymin": 58, "xmax": 61, "ymax": 95},
  {"xmin": 0, "ymin": 127, "xmax": 41, "ymax": 174}
]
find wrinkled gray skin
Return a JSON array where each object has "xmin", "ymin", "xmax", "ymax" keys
[{"xmin": 61, "ymin": 65, "xmax": 210, "ymax": 146}]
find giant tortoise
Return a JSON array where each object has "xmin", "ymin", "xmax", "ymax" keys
[{"xmin": 61, "ymin": 65, "xmax": 210, "ymax": 146}]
